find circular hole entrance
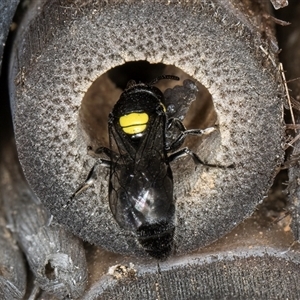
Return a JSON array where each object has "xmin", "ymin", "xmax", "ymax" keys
[
  {"xmin": 44, "ymin": 260, "xmax": 56, "ymax": 280},
  {"xmin": 80, "ymin": 61, "xmax": 217, "ymax": 151}
]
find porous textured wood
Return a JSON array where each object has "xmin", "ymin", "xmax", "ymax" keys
[
  {"xmin": 9, "ymin": 0, "xmax": 284, "ymax": 256},
  {"xmin": 84, "ymin": 250, "xmax": 300, "ymax": 300},
  {"xmin": 0, "ymin": 0, "xmax": 20, "ymax": 72},
  {"xmin": 0, "ymin": 215, "xmax": 26, "ymax": 300},
  {"xmin": 0, "ymin": 139, "xmax": 88, "ymax": 299},
  {"xmin": 278, "ymin": 0, "xmax": 300, "ymax": 242}
]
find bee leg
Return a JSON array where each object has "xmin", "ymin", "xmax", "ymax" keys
[
  {"xmin": 64, "ymin": 159, "xmax": 111, "ymax": 208},
  {"xmin": 167, "ymin": 117, "xmax": 186, "ymax": 132},
  {"xmin": 166, "ymin": 123, "xmax": 216, "ymax": 152},
  {"xmin": 169, "ymin": 147, "xmax": 206, "ymax": 165},
  {"xmin": 88, "ymin": 146, "xmax": 119, "ymax": 160},
  {"xmin": 168, "ymin": 147, "xmax": 231, "ymax": 168}
]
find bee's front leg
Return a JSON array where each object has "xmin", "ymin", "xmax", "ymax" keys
[{"xmin": 71, "ymin": 159, "xmax": 111, "ymax": 199}]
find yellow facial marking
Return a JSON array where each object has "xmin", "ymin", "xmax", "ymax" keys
[
  {"xmin": 122, "ymin": 124, "xmax": 147, "ymax": 135},
  {"xmin": 119, "ymin": 112, "xmax": 149, "ymax": 135}
]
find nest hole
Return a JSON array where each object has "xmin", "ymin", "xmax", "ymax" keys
[
  {"xmin": 80, "ymin": 61, "xmax": 217, "ymax": 151},
  {"xmin": 44, "ymin": 260, "xmax": 56, "ymax": 280}
]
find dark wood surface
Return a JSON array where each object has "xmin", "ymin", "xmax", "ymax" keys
[{"xmin": 0, "ymin": 0, "xmax": 299, "ymax": 299}]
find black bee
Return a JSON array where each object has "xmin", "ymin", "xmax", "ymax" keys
[{"xmin": 72, "ymin": 75, "xmax": 218, "ymax": 259}]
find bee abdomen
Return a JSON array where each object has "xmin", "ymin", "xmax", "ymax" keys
[{"xmin": 137, "ymin": 222, "xmax": 175, "ymax": 259}]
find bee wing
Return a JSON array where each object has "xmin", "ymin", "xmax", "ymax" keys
[
  {"xmin": 135, "ymin": 112, "xmax": 166, "ymax": 163},
  {"xmin": 107, "ymin": 120, "xmax": 131, "ymax": 221},
  {"xmin": 107, "ymin": 112, "xmax": 168, "ymax": 229},
  {"xmin": 163, "ymin": 79, "xmax": 198, "ymax": 121}
]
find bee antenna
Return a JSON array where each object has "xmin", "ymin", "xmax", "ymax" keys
[{"xmin": 148, "ymin": 75, "xmax": 180, "ymax": 85}]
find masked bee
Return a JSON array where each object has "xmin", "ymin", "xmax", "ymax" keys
[{"xmin": 72, "ymin": 75, "xmax": 218, "ymax": 259}]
